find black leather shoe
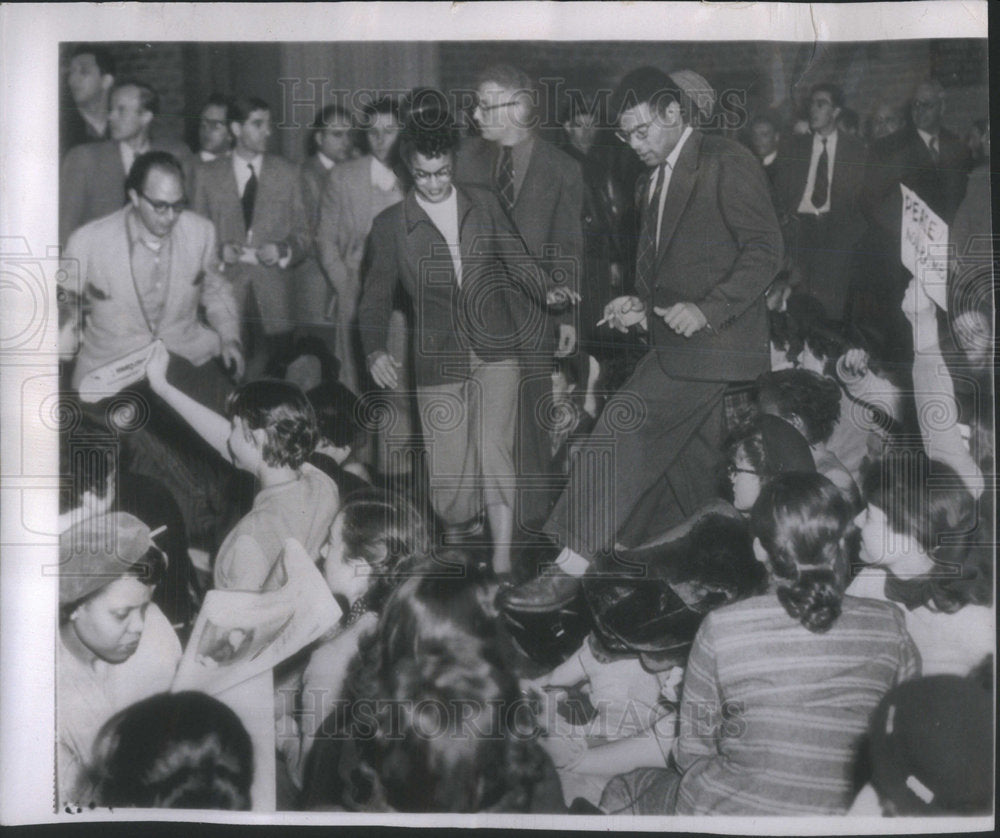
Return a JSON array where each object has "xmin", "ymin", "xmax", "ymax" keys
[{"xmin": 500, "ymin": 564, "xmax": 581, "ymax": 612}]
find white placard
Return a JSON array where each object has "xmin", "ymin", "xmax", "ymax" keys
[{"xmin": 900, "ymin": 184, "xmax": 949, "ymax": 311}]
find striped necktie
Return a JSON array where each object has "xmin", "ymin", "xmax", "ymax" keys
[
  {"xmin": 635, "ymin": 163, "xmax": 666, "ymax": 289},
  {"xmin": 497, "ymin": 146, "xmax": 515, "ymax": 214}
]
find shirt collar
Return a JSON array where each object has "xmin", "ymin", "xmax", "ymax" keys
[
  {"xmin": 234, "ymin": 152, "xmax": 263, "ymax": 174},
  {"xmin": 126, "ymin": 205, "xmax": 168, "ymax": 251},
  {"xmin": 664, "ymin": 125, "xmax": 694, "ymax": 171},
  {"xmin": 762, "ymin": 150, "xmax": 778, "ymax": 167},
  {"xmin": 199, "ymin": 149, "xmax": 217, "ymax": 163},
  {"xmin": 317, "ymin": 151, "xmax": 336, "ymax": 170},
  {"xmin": 370, "ymin": 156, "xmax": 398, "ymax": 191},
  {"xmin": 916, "ymin": 128, "xmax": 938, "ymax": 148}
]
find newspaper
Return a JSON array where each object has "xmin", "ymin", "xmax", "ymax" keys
[
  {"xmin": 172, "ymin": 538, "xmax": 342, "ymax": 696},
  {"xmin": 76, "ymin": 340, "xmax": 159, "ymax": 403}
]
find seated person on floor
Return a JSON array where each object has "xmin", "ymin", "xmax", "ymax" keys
[
  {"xmin": 89, "ymin": 691, "xmax": 254, "ymax": 810},
  {"xmin": 522, "ymin": 512, "xmax": 767, "ymax": 808},
  {"xmin": 756, "ymin": 368, "xmax": 861, "ymax": 508},
  {"xmin": 144, "ymin": 342, "xmax": 338, "ymax": 592}
]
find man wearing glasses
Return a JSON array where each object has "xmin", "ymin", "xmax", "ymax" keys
[
  {"xmin": 458, "ymin": 63, "xmax": 584, "ymax": 530},
  {"xmin": 507, "ymin": 66, "xmax": 782, "ymax": 610},
  {"xmin": 67, "ymin": 151, "xmax": 242, "ymax": 403},
  {"xmin": 196, "ymin": 93, "xmax": 234, "ymax": 164}
]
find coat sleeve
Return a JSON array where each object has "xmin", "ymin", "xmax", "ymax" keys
[
  {"xmin": 696, "ymin": 147, "xmax": 783, "ymax": 330},
  {"xmin": 59, "ymin": 146, "xmax": 89, "ymax": 247},
  {"xmin": 281, "ymin": 164, "xmax": 311, "ymax": 266},
  {"xmin": 356, "ymin": 211, "xmax": 398, "ymax": 362},
  {"xmin": 317, "ymin": 171, "xmax": 351, "ymax": 295},
  {"xmin": 198, "ymin": 220, "xmax": 241, "ymax": 347},
  {"xmin": 191, "ymin": 167, "xmax": 224, "ymax": 259}
]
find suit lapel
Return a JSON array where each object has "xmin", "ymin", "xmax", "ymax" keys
[
  {"xmin": 654, "ymin": 130, "xmax": 702, "ymax": 267},
  {"xmin": 222, "ymin": 161, "xmax": 246, "ymax": 236}
]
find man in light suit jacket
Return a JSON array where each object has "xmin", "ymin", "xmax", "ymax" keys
[
  {"xmin": 458, "ymin": 63, "xmax": 584, "ymax": 527},
  {"xmin": 67, "ymin": 151, "xmax": 242, "ymax": 405},
  {"xmin": 506, "ymin": 67, "xmax": 782, "ymax": 609},
  {"xmin": 193, "ymin": 96, "xmax": 310, "ymax": 380},
  {"xmin": 772, "ymin": 83, "xmax": 867, "ymax": 320},
  {"xmin": 60, "ymin": 81, "xmax": 194, "ymax": 246}
]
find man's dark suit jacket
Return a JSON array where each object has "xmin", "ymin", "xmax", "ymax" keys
[
  {"xmin": 862, "ymin": 126, "xmax": 970, "ymax": 237},
  {"xmin": 60, "ymin": 103, "xmax": 108, "ymax": 159},
  {"xmin": 358, "ymin": 185, "xmax": 551, "ymax": 388},
  {"xmin": 456, "ymin": 135, "xmax": 583, "ymax": 303},
  {"xmin": 637, "ymin": 130, "xmax": 783, "ymax": 383}
]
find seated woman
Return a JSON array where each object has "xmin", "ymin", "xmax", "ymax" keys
[
  {"xmin": 602, "ymin": 473, "xmax": 919, "ymax": 815},
  {"xmin": 849, "ymin": 449, "xmax": 993, "ymax": 677},
  {"xmin": 58, "ymin": 512, "xmax": 182, "ymax": 807},
  {"xmin": 525, "ymin": 512, "xmax": 767, "ymax": 808},
  {"xmin": 279, "ymin": 490, "xmax": 429, "ymax": 786},
  {"xmin": 89, "ymin": 691, "xmax": 254, "ymax": 810},
  {"xmin": 756, "ymin": 368, "xmax": 861, "ymax": 508},
  {"xmin": 301, "ymin": 562, "xmax": 567, "ymax": 813},
  {"xmin": 724, "ymin": 413, "xmax": 817, "ymax": 516},
  {"xmin": 144, "ymin": 342, "xmax": 338, "ymax": 591}
]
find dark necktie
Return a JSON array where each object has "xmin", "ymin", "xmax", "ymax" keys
[
  {"xmin": 928, "ymin": 136, "xmax": 940, "ymax": 164},
  {"xmin": 242, "ymin": 162, "xmax": 258, "ymax": 232},
  {"xmin": 810, "ymin": 138, "xmax": 829, "ymax": 210},
  {"xmin": 635, "ymin": 163, "xmax": 666, "ymax": 290},
  {"xmin": 497, "ymin": 146, "xmax": 515, "ymax": 214}
]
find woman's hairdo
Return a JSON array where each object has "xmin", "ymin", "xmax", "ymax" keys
[{"xmin": 225, "ymin": 379, "xmax": 319, "ymax": 469}]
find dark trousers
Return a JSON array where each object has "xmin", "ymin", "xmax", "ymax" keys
[{"xmin": 543, "ymin": 351, "xmax": 727, "ymax": 563}]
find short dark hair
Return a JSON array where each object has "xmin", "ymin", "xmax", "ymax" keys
[
  {"xmin": 91, "ymin": 691, "xmax": 253, "ymax": 810},
  {"xmin": 70, "ymin": 44, "xmax": 116, "ymax": 77},
  {"xmin": 475, "ymin": 63, "xmax": 532, "ymax": 94},
  {"xmin": 230, "ymin": 95, "xmax": 270, "ymax": 125},
  {"xmin": 110, "ymin": 80, "xmax": 159, "ymax": 116},
  {"xmin": 610, "ymin": 66, "xmax": 685, "ymax": 125},
  {"xmin": 360, "ymin": 95, "xmax": 400, "ymax": 127},
  {"xmin": 757, "ymin": 369, "xmax": 842, "ymax": 445},
  {"xmin": 837, "ymin": 107, "xmax": 860, "ymax": 133},
  {"xmin": 811, "ymin": 83, "xmax": 845, "ymax": 110},
  {"xmin": 202, "ymin": 92, "xmax": 234, "ymax": 123},
  {"xmin": 124, "ymin": 150, "xmax": 184, "ymax": 197},
  {"xmin": 224, "ymin": 379, "xmax": 318, "ymax": 469}
]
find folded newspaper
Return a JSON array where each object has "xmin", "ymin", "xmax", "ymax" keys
[
  {"xmin": 76, "ymin": 340, "xmax": 160, "ymax": 403},
  {"xmin": 172, "ymin": 538, "xmax": 343, "ymax": 695}
]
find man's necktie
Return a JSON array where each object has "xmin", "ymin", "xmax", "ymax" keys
[
  {"xmin": 242, "ymin": 163, "xmax": 258, "ymax": 232},
  {"xmin": 635, "ymin": 163, "xmax": 666, "ymax": 290},
  {"xmin": 929, "ymin": 136, "xmax": 940, "ymax": 164},
  {"xmin": 811, "ymin": 138, "xmax": 829, "ymax": 210},
  {"xmin": 497, "ymin": 146, "xmax": 515, "ymax": 214}
]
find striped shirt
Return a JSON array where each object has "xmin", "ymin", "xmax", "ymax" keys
[{"xmin": 675, "ymin": 593, "xmax": 920, "ymax": 815}]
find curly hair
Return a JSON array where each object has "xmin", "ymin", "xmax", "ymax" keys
[
  {"xmin": 861, "ymin": 450, "xmax": 992, "ymax": 612},
  {"xmin": 90, "ymin": 691, "xmax": 253, "ymax": 810},
  {"xmin": 224, "ymin": 379, "xmax": 318, "ymax": 469},
  {"xmin": 399, "ymin": 88, "xmax": 459, "ymax": 169},
  {"xmin": 336, "ymin": 490, "xmax": 430, "ymax": 613},
  {"xmin": 751, "ymin": 472, "xmax": 856, "ymax": 633},
  {"xmin": 757, "ymin": 368, "xmax": 842, "ymax": 445}
]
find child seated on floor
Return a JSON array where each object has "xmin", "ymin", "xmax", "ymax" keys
[{"xmin": 522, "ymin": 511, "xmax": 766, "ymax": 807}]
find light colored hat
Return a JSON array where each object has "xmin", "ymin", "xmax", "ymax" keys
[
  {"xmin": 669, "ymin": 69, "xmax": 717, "ymax": 122},
  {"xmin": 59, "ymin": 512, "xmax": 153, "ymax": 604}
]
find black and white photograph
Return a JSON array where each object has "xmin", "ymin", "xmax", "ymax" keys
[{"xmin": 0, "ymin": 1, "xmax": 994, "ymax": 830}]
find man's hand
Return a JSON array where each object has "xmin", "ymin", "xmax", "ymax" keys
[
  {"xmin": 221, "ymin": 243, "xmax": 242, "ymax": 265},
  {"xmin": 145, "ymin": 341, "xmax": 170, "ymax": 392},
  {"xmin": 600, "ymin": 295, "xmax": 647, "ymax": 333},
  {"xmin": 901, "ymin": 277, "xmax": 936, "ymax": 326},
  {"xmin": 220, "ymin": 340, "xmax": 245, "ymax": 380},
  {"xmin": 256, "ymin": 242, "xmax": 281, "ymax": 267},
  {"xmin": 654, "ymin": 302, "xmax": 708, "ymax": 338},
  {"xmin": 368, "ymin": 350, "xmax": 401, "ymax": 389},
  {"xmin": 555, "ymin": 324, "xmax": 577, "ymax": 357},
  {"xmin": 839, "ymin": 347, "xmax": 870, "ymax": 378}
]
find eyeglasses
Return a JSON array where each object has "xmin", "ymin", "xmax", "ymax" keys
[
  {"xmin": 411, "ymin": 165, "xmax": 453, "ymax": 182},
  {"xmin": 139, "ymin": 191, "xmax": 187, "ymax": 215},
  {"xmin": 475, "ymin": 99, "xmax": 518, "ymax": 113},
  {"xmin": 727, "ymin": 464, "xmax": 758, "ymax": 478},
  {"xmin": 615, "ymin": 120, "xmax": 654, "ymax": 144},
  {"xmin": 200, "ymin": 118, "xmax": 227, "ymax": 130}
]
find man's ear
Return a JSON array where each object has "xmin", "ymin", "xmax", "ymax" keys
[
  {"xmin": 101, "ymin": 74, "xmax": 114, "ymax": 93},
  {"xmin": 127, "ymin": 188, "xmax": 140, "ymax": 210},
  {"xmin": 140, "ymin": 109, "xmax": 154, "ymax": 130}
]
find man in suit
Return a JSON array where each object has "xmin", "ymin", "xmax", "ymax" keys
[
  {"xmin": 458, "ymin": 63, "xmax": 584, "ymax": 528},
  {"xmin": 316, "ymin": 97, "xmax": 404, "ymax": 394},
  {"xmin": 60, "ymin": 81, "xmax": 195, "ymax": 246},
  {"xmin": 505, "ymin": 67, "xmax": 782, "ymax": 609},
  {"xmin": 859, "ymin": 79, "xmax": 971, "ymax": 361},
  {"xmin": 295, "ymin": 104, "xmax": 355, "ymax": 354},
  {"xmin": 747, "ymin": 112, "xmax": 783, "ymax": 186},
  {"xmin": 193, "ymin": 96, "xmax": 310, "ymax": 380},
  {"xmin": 773, "ymin": 83, "xmax": 867, "ymax": 320},
  {"xmin": 66, "ymin": 151, "xmax": 242, "ymax": 404},
  {"xmin": 61, "ymin": 44, "xmax": 115, "ymax": 158},
  {"xmin": 196, "ymin": 93, "xmax": 234, "ymax": 164}
]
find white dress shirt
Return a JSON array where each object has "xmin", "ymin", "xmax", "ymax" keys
[
  {"xmin": 648, "ymin": 125, "xmax": 694, "ymax": 249},
  {"xmin": 119, "ymin": 139, "xmax": 150, "ymax": 176},
  {"xmin": 797, "ymin": 130, "xmax": 838, "ymax": 215}
]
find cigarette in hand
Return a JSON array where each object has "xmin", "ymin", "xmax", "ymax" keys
[{"xmin": 596, "ymin": 317, "xmax": 609, "ymax": 327}]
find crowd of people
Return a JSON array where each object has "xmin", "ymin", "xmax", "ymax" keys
[{"xmin": 56, "ymin": 44, "xmax": 993, "ymax": 816}]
